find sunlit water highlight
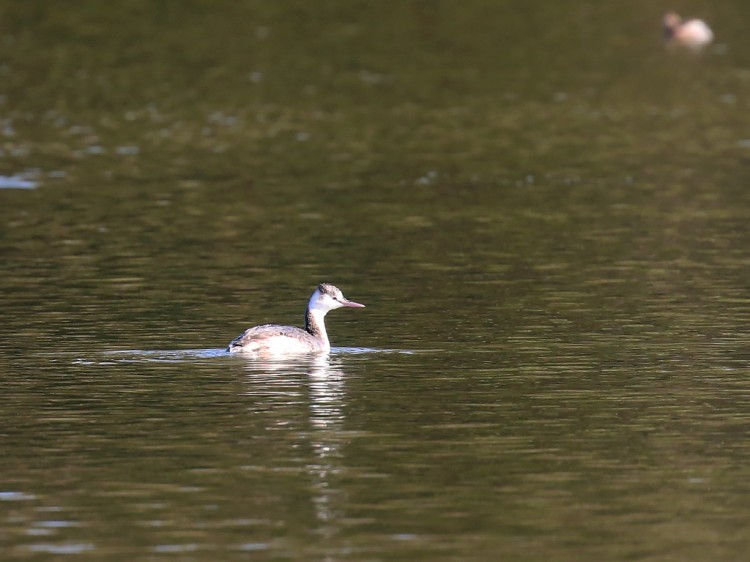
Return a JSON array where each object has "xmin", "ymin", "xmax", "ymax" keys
[
  {"xmin": 0, "ymin": 175, "xmax": 37, "ymax": 189},
  {"xmin": 70, "ymin": 347, "xmax": 415, "ymax": 365}
]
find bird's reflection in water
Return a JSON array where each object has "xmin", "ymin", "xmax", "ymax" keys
[
  {"xmin": 307, "ymin": 357, "xmax": 347, "ymax": 530},
  {"xmin": 239, "ymin": 355, "xmax": 349, "ymax": 536}
]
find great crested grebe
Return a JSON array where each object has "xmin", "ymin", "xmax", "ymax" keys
[
  {"xmin": 663, "ymin": 12, "xmax": 714, "ymax": 48},
  {"xmin": 227, "ymin": 283, "xmax": 365, "ymax": 355}
]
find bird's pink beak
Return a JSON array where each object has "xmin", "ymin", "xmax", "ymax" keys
[{"xmin": 342, "ymin": 299, "xmax": 365, "ymax": 308}]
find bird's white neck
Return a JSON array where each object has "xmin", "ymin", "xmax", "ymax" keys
[{"xmin": 305, "ymin": 307, "xmax": 330, "ymax": 352}]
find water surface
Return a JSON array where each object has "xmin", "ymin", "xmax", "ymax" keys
[{"xmin": 2, "ymin": 1, "xmax": 750, "ymax": 560}]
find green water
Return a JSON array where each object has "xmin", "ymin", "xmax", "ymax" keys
[{"xmin": 2, "ymin": 2, "xmax": 750, "ymax": 560}]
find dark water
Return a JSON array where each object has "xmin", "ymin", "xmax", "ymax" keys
[{"xmin": 2, "ymin": 2, "xmax": 750, "ymax": 560}]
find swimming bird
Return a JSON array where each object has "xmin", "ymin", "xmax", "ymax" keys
[
  {"xmin": 227, "ymin": 283, "xmax": 365, "ymax": 355},
  {"xmin": 663, "ymin": 12, "xmax": 714, "ymax": 48}
]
